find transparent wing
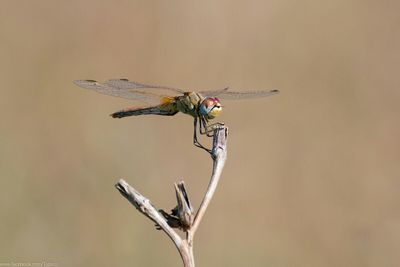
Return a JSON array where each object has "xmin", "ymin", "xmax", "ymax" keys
[
  {"xmin": 73, "ymin": 79, "xmax": 185, "ymax": 105},
  {"xmin": 200, "ymin": 87, "xmax": 279, "ymax": 100},
  {"xmin": 199, "ymin": 87, "xmax": 229, "ymax": 97},
  {"xmin": 103, "ymin": 79, "xmax": 185, "ymax": 93}
]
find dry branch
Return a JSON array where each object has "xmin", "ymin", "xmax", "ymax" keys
[{"xmin": 115, "ymin": 125, "xmax": 228, "ymax": 267}]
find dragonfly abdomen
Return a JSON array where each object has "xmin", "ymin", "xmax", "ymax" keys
[{"xmin": 111, "ymin": 106, "xmax": 178, "ymax": 118}]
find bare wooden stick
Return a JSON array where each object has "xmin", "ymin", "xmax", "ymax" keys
[
  {"xmin": 115, "ymin": 125, "xmax": 228, "ymax": 267},
  {"xmin": 115, "ymin": 180, "xmax": 182, "ymax": 247},
  {"xmin": 190, "ymin": 126, "xmax": 228, "ymax": 235}
]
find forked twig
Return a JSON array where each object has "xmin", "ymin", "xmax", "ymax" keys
[{"xmin": 115, "ymin": 126, "xmax": 228, "ymax": 267}]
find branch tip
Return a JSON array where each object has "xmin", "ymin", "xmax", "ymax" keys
[{"xmin": 114, "ymin": 125, "xmax": 229, "ymax": 267}]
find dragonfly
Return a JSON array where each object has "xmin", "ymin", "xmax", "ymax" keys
[{"xmin": 74, "ymin": 78, "xmax": 279, "ymax": 153}]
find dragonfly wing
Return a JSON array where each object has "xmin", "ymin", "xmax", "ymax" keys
[
  {"xmin": 199, "ymin": 87, "xmax": 229, "ymax": 98},
  {"xmin": 104, "ymin": 79, "xmax": 185, "ymax": 93},
  {"xmin": 74, "ymin": 79, "xmax": 175, "ymax": 105},
  {"xmin": 217, "ymin": 89, "xmax": 279, "ymax": 99},
  {"xmin": 202, "ymin": 88, "xmax": 279, "ymax": 100}
]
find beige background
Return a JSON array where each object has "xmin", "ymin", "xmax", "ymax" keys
[{"xmin": 1, "ymin": 1, "xmax": 399, "ymax": 266}]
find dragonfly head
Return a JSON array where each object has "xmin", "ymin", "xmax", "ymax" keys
[{"xmin": 199, "ymin": 97, "xmax": 222, "ymax": 119}]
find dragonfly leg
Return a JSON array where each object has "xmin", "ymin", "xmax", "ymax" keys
[
  {"xmin": 205, "ymin": 122, "xmax": 225, "ymax": 137},
  {"xmin": 193, "ymin": 117, "xmax": 212, "ymax": 153},
  {"xmin": 199, "ymin": 117, "xmax": 225, "ymax": 137}
]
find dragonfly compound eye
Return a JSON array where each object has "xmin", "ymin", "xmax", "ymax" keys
[{"xmin": 199, "ymin": 97, "xmax": 222, "ymax": 119}]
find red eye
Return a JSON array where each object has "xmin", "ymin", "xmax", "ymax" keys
[
  {"xmin": 209, "ymin": 97, "xmax": 220, "ymax": 104},
  {"xmin": 202, "ymin": 98, "xmax": 214, "ymax": 107}
]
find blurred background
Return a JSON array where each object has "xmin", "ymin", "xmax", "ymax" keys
[{"xmin": 1, "ymin": 0, "xmax": 399, "ymax": 266}]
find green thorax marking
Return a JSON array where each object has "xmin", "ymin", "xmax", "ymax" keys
[{"xmin": 176, "ymin": 92, "xmax": 204, "ymax": 117}]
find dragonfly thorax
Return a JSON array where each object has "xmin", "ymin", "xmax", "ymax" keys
[{"xmin": 199, "ymin": 97, "xmax": 222, "ymax": 119}]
